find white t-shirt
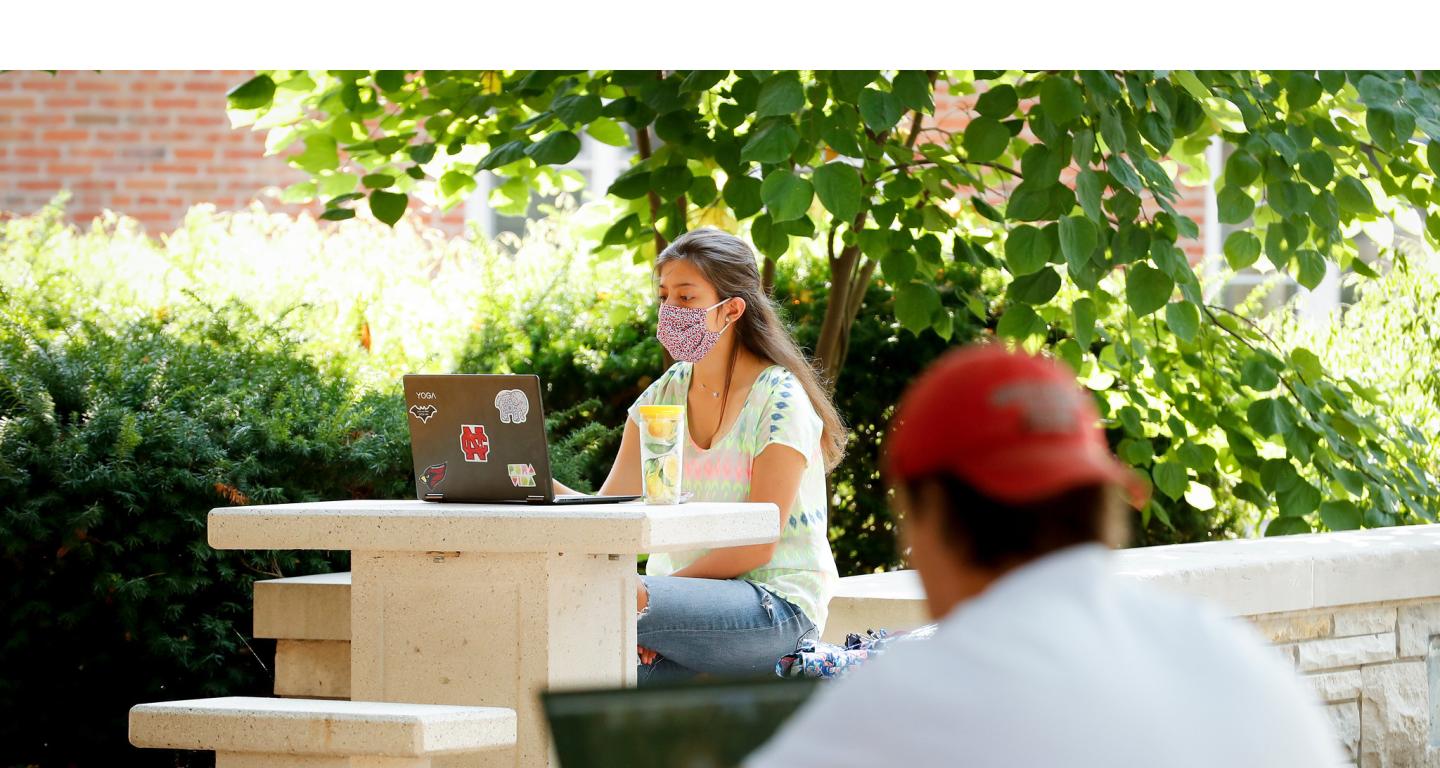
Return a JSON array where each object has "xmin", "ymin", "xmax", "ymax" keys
[{"xmin": 748, "ymin": 544, "xmax": 1343, "ymax": 768}]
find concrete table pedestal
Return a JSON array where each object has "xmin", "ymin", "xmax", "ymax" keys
[{"xmin": 210, "ymin": 500, "xmax": 779, "ymax": 768}]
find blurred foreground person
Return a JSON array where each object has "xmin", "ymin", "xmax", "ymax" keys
[{"xmin": 748, "ymin": 344, "xmax": 1340, "ymax": 767}]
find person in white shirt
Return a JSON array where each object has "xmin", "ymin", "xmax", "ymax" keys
[{"xmin": 748, "ymin": 343, "xmax": 1342, "ymax": 768}]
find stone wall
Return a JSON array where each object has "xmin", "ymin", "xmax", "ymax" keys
[{"xmin": 1250, "ymin": 600, "xmax": 1440, "ymax": 766}]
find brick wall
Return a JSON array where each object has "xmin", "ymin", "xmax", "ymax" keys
[
  {"xmin": 0, "ymin": 71, "xmax": 1213, "ymax": 251},
  {"xmin": 0, "ymin": 70, "xmax": 467, "ymax": 233}
]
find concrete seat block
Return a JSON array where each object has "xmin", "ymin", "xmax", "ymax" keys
[
  {"xmin": 274, "ymin": 639, "xmax": 350, "ymax": 699},
  {"xmin": 255, "ymin": 572, "xmax": 351, "ymax": 641},
  {"xmin": 129, "ymin": 696, "xmax": 516, "ymax": 757}
]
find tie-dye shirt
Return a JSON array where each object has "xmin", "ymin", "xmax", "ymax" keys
[{"xmin": 628, "ymin": 362, "xmax": 839, "ymax": 632}]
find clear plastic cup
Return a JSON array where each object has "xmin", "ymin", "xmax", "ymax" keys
[{"xmin": 637, "ymin": 405, "xmax": 685, "ymax": 505}]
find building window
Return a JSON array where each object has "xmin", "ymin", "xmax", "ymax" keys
[{"xmin": 464, "ymin": 135, "xmax": 634, "ymax": 238}]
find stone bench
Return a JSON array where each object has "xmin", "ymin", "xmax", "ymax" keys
[
  {"xmin": 129, "ymin": 696, "xmax": 515, "ymax": 767},
  {"xmin": 254, "ymin": 572, "xmax": 353, "ymax": 699},
  {"xmin": 250, "ymin": 569, "xmax": 915, "ymax": 695}
]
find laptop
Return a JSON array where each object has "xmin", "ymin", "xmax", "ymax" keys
[
  {"xmin": 542, "ymin": 677, "xmax": 819, "ymax": 768},
  {"xmin": 403, "ymin": 373, "xmax": 639, "ymax": 505}
]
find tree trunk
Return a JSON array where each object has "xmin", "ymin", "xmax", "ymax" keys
[
  {"xmin": 814, "ymin": 245, "xmax": 871, "ymax": 388},
  {"xmin": 634, "ymin": 126, "xmax": 667, "ymax": 255},
  {"xmin": 762, "ymin": 256, "xmax": 777, "ymax": 295}
]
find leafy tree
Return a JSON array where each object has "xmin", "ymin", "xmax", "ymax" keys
[{"xmin": 231, "ymin": 70, "xmax": 1440, "ymax": 533}]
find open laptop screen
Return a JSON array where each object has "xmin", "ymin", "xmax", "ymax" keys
[{"xmin": 542, "ymin": 677, "xmax": 819, "ymax": 768}]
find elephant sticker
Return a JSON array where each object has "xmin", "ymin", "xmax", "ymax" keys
[{"xmin": 494, "ymin": 389, "xmax": 530, "ymax": 424}]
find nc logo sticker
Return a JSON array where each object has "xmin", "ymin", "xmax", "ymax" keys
[{"xmin": 460, "ymin": 424, "xmax": 490, "ymax": 463}]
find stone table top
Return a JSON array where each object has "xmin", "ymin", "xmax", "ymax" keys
[{"xmin": 208, "ymin": 499, "xmax": 779, "ymax": 554}]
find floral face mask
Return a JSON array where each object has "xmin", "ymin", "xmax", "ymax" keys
[{"xmin": 656, "ymin": 299, "xmax": 732, "ymax": 362}]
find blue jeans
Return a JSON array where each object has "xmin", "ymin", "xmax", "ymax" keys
[{"xmin": 637, "ymin": 575, "xmax": 816, "ymax": 687}]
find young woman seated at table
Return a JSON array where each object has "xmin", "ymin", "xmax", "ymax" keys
[{"xmin": 557, "ymin": 227, "xmax": 845, "ymax": 685}]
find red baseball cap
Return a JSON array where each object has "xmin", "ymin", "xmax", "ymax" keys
[{"xmin": 886, "ymin": 343, "xmax": 1148, "ymax": 508}]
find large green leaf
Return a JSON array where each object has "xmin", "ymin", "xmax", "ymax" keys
[
  {"xmin": 587, "ymin": 117, "xmax": 631, "ymax": 147},
  {"xmin": 1076, "ymin": 169, "xmax": 1104, "ymax": 222},
  {"xmin": 1223, "ymin": 231, "xmax": 1262, "ymax": 269},
  {"xmin": 964, "ymin": 117, "xmax": 1010, "ymax": 162},
  {"xmin": 1278, "ymin": 478, "xmax": 1321, "ymax": 518},
  {"xmin": 652, "ymin": 165, "xmax": 695, "ymax": 201},
  {"xmin": 1334, "ymin": 176, "xmax": 1377, "ymax": 215},
  {"xmin": 1153, "ymin": 461, "xmax": 1189, "ymax": 501},
  {"xmin": 996, "ymin": 303, "xmax": 1042, "ymax": 340},
  {"xmin": 1125, "ymin": 264, "xmax": 1173, "ymax": 317},
  {"xmin": 1164, "ymin": 301, "xmax": 1200, "ymax": 343},
  {"xmin": 723, "ymin": 174, "xmax": 763, "ymax": 218},
  {"xmin": 291, "ymin": 136, "xmax": 339, "ymax": 173},
  {"xmin": 1004, "ymin": 225, "xmax": 1052, "ymax": 276},
  {"xmin": 1039, "ymin": 77, "xmax": 1085, "ymax": 125},
  {"xmin": 552, "ymin": 93, "xmax": 603, "ymax": 126},
  {"xmin": 1217, "ymin": 185, "xmax": 1255, "ymax": 224},
  {"xmin": 882, "ymin": 250, "xmax": 916, "ymax": 284},
  {"xmin": 1241, "ymin": 357, "xmax": 1280, "ymax": 392},
  {"xmin": 975, "ymin": 85, "xmax": 1018, "ymax": 118},
  {"xmin": 1058, "ymin": 216, "xmax": 1098, "ymax": 270},
  {"xmin": 812, "ymin": 162, "xmax": 862, "ymax": 223},
  {"xmin": 478, "ymin": 140, "xmax": 529, "ymax": 171},
  {"xmin": 1247, "ymin": 397, "xmax": 1291, "ymax": 437},
  {"xmin": 891, "ymin": 70, "xmax": 933, "ymax": 112},
  {"xmin": 1266, "ymin": 517, "xmax": 1312, "ymax": 536},
  {"xmin": 227, "ymin": 74, "xmax": 276, "ymax": 110},
  {"xmin": 1298, "ymin": 149, "xmax": 1335, "ymax": 187},
  {"xmin": 756, "ymin": 73, "xmax": 805, "ymax": 118},
  {"xmin": 1319, "ymin": 500, "xmax": 1363, "ymax": 531},
  {"xmin": 894, "ymin": 282, "xmax": 941, "ymax": 335},
  {"xmin": 369, "ymin": 190, "xmax": 408, "ymax": 226},
  {"xmin": 741, "ymin": 120, "xmax": 801, "ymax": 164},
  {"xmin": 1007, "ymin": 267, "xmax": 1061, "ymax": 305},
  {"xmin": 760, "ymin": 169, "xmax": 813, "ymax": 223},
  {"xmin": 1072, "ymin": 297, "xmax": 1096, "ymax": 349},
  {"xmin": 858, "ymin": 88, "xmax": 903, "ymax": 131},
  {"xmin": 525, "ymin": 131, "xmax": 582, "ymax": 166}
]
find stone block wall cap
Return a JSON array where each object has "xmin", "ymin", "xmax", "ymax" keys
[
  {"xmin": 129, "ymin": 696, "xmax": 516, "ymax": 756},
  {"xmin": 208, "ymin": 499, "xmax": 779, "ymax": 554},
  {"xmin": 827, "ymin": 524, "xmax": 1440, "ymax": 618}
]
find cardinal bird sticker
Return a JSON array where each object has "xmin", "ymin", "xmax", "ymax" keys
[
  {"xmin": 460, "ymin": 424, "xmax": 491, "ymax": 463},
  {"xmin": 409, "ymin": 404, "xmax": 438, "ymax": 423},
  {"xmin": 420, "ymin": 462, "xmax": 448, "ymax": 492}
]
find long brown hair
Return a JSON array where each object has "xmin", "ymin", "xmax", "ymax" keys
[{"xmin": 656, "ymin": 228, "xmax": 847, "ymax": 472}]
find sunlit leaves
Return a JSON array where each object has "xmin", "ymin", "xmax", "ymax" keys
[
  {"xmin": 1039, "ymin": 76, "xmax": 1085, "ymax": 125},
  {"xmin": 1125, "ymin": 264, "xmax": 1173, "ymax": 317},
  {"xmin": 227, "ymin": 74, "xmax": 276, "ymax": 110},
  {"xmin": 964, "ymin": 117, "xmax": 1010, "ymax": 162},
  {"xmin": 741, "ymin": 119, "xmax": 800, "ymax": 164},
  {"xmin": 1224, "ymin": 231, "xmax": 1262, "ymax": 269},
  {"xmin": 812, "ymin": 162, "xmax": 862, "ymax": 223},
  {"xmin": 368, "ymin": 190, "xmax": 407, "ymax": 226},
  {"xmin": 760, "ymin": 169, "xmax": 813, "ymax": 223}
]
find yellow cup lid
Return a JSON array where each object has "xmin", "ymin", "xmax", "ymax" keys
[{"xmin": 638, "ymin": 405, "xmax": 684, "ymax": 418}]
